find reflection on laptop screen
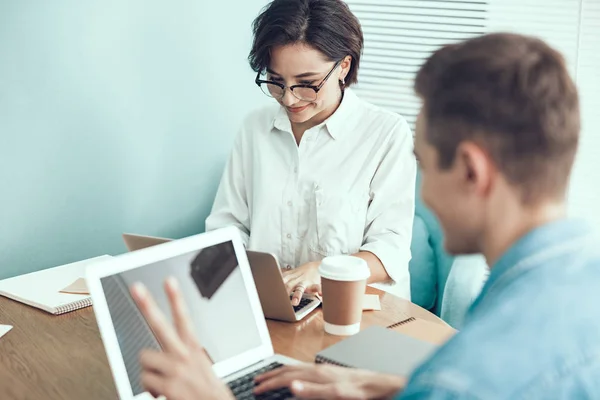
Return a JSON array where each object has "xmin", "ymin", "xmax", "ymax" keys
[{"xmin": 100, "ymin": 240, "xmax": 262, "ymax": 396}]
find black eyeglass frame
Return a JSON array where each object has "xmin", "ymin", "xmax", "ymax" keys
[{"xmin": 254, "ymin": 59, "xmax": 344, "ymax": 101}]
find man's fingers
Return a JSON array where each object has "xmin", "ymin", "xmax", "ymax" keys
[
  {"xmin": 140, "ymin": 371, "xmax": 166, "ymax": 398},
  {"xmin": 254, "ymin": 365, "xmax": 321, "ymax": 394},
  {"xmin": 254, "ymin": 374, "xmax": 296, "ymax": 395},
  {"xmin": 130, "ymin": 282, "xmax": 188, "ymax": 357},
  {"xmin": 254, "ymin": 365, "xmax": 294, "ymax": 383},
  {"xmin": 139, "ymin": 350, "xmax": 173, "ymax": 376},
  {"xmin": 164, "ymin": 277, "xmax": 200, "ymax": 349},
  {"xmin": 290, "ymin": 380, "xmax": 341, "ymax": 399}
]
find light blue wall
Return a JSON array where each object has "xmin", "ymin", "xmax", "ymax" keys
[{"xmin": 0, "ymin": 1, "xmax": 269, "ymax": 279}]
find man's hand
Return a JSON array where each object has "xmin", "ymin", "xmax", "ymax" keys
[
  {"xmin": 130, "ymin": 277, "xmax": 234, "ymax": 400},
  {"xmin": 254, "ymin": 363, "xmax": 406, "ymax": 399},
  {"xmin": 282, "ymin": 261, "xmax": 322, "ymax": 306}
]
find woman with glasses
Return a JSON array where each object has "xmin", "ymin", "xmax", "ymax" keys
[{"xmin": 206, "ymin": 0, "xmax": 416, "ymax": 305}]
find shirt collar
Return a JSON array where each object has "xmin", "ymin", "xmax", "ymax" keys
[
  {"xmin": 271, "ymin": 88, "xmax": 360, "ymax": 140},
  {"xmin": 468, "ymin": 218, "xmax": 593, "ymax": 314},
  {"xmin": 273, "ymin": 106, "xmax": 292, "ymax": 134},
  {"xmin": 324, "ymin": 88, "xmax": 359, "ymax": 140}
]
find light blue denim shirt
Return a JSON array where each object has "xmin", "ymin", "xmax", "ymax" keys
[{"xmin": 399, "ymin": 219, "xmax": 600, "ymax": 399}]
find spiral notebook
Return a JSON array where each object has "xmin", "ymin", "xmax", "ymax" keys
[
  {"xmin": 0, "ymin": 255, "xmax": 112, "ymax": 315},
  {"xmin": 315, "ymin": 325, "xmax": 439, "ymax": 377}
]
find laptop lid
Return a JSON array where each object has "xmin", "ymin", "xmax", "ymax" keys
[
  {"xmin": 122, "ymin": 233, "xmax": 172, "ymax": 252},
  {"xmin": 87, "ymin": 227, "xmax": 273, "ymax": 400},
  {"xmin": 246, "ymin": 251, "xmax": 297, "ymax": 321}
]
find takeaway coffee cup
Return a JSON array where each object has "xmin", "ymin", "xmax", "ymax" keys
[{"xmin": 318, "ymin": 256, "xmax": 370, "ymax": 336}]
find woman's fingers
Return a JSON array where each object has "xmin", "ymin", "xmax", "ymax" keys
[
  {"xmin": 282, "ymin": 273, "xmax": 302, "ymax": 296},
  {"xmin": 282, "ymin": 270, "xmax": 301, "ymax": 287},
  {"xmin": 291, "ymin": 285, "xmax": 305, "ymax": 306},
  {"xmin": 305, "ymin": 283, "xmax": 322, "ymax": 295}
]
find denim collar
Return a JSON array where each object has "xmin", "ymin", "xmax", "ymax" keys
[{"xmin": 468, "ymin": 218, "xmax": 593, "ymax": 315}]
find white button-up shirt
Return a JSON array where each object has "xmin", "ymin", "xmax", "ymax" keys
[{"xmin": 206, "ymin": 89, "xmax": 416, "ymax": 298}]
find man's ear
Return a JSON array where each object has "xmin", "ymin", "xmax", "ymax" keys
[{"xmin": 456, "ymin": 141, "xmax": 494, "ymax": 197}]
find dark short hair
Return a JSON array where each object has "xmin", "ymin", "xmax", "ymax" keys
[
  {"xmin": 249, "ymin": 0, "xmax": 363, "ymax": 86},
  {"xmin": 415, "ymin": 33, "xmax": 580, "ymax": 204}
]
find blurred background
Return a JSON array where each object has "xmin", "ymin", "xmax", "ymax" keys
[
  {"xmin": 0, "ymin": 0, "xmax": 598, "ymax": 282},
  {"xmin": 0, "ymin": 1, "xmax": 270, "ymax": 278}
]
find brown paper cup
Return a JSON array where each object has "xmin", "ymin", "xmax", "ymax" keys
[
  {"xmin": 318, "ymin": 256, "xmax": 370, "ymax": 336},
  {"xmin": 321, "ymin": 277, "xmax": 367, "ymax": 335}
]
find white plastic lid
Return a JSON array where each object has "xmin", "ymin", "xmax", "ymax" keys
[{"xmin": 318, "ymin": 256, "xmax": 370, "ymax": 282}]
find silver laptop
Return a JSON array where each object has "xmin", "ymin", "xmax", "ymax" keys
[
  {"xmin": 87, "ymin": 227, "xmax": 301, "ymax": 400},
  {"xmin": 247, "ymin": 251, "xmax": 320, "ymax": 322}
]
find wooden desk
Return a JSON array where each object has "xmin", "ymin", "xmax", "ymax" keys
[
  {"xmin": 0, "ymin": 288, "xmax": 443, "ymax": 400},
  {"xmin": 269, "ymin": 288, "xmax": 445, "ymax": 362}
]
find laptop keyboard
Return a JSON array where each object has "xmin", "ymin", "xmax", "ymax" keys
[
  {"xmin": 227, "ymin": 362, "xmax": 292, "ymax": 399},
  {"xmin": 291, "ymin": 297, "xmax": 312, "ymax": 313}
]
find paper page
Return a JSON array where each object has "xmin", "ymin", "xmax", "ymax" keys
[
  {"xmin": 362, "ymin": 294, "xmax": 382, "ymax": 311},
  {"xmin": 0, "ymin": 324, "xmax": 12, "ymax": 339},
  {"xmin": 59, "ymin": 277, "xmax": 90, "ymax": 294}
]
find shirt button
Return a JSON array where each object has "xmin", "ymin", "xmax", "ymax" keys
[
  {"xmin": 286, "ymin": 234, "xmax": 292, "ymax": 239},
  {"xmin": 287, "ymin": 201, "xmax": 292, "ymax": 206},
  {"xmin": 294, "ymin": 167, "xmax": 298, "ymax": 173}
]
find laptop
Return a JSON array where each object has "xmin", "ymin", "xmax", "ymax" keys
[
  {"xmin": 122, "ymin": 233, "xmax": 320, "ymax": 322},
  {"xmin": 87, "ymin": 227, "xmax": 301, "ymax": 400},
  {"xmin": 247, "ymin": 251, "xmax": 320, "ymax": 322},
  {"xmin": 122, "ymin": 233, "xmax": 171, "ymax": 252}
]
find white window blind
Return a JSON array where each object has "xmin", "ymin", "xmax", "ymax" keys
[
  {"xmin": 569, "ymin": 0, "xmax": 600, "ymax": 227},
  {"xmin": 347, "ymin": 0, "xmax": 488, "ymax": 129},
  {"xmin": 348, "ymin": 0, "xmax": 600, "ymax": 228}
]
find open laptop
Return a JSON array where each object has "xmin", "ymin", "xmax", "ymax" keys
[
  {"xmin": 247, "ymin": 251, "xmax": 320, "ymax": 322},
  {"xmin": 87, "ymin": 227, "xmax": 301, "ymax": 400},
  {"xmin": 122, "ymin": 233, "xmax": 320, "ymax": 322},
  {"xmin": 122, "ymin": 233, "xmax": 170, "ymax": 252}
]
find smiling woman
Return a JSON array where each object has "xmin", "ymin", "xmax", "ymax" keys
[{"xmin": 206, "ymin": 0, "xmax": 417, "ymax": 305}]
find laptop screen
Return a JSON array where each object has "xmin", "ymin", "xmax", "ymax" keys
[{"xmin": 100, "ymin": 240, "xmax": 263, "ymax": 396}]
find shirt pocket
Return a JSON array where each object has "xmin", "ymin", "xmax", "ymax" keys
[{"xmin": 309, "ymin": 186, "xmax": 370, "ymax": 257}]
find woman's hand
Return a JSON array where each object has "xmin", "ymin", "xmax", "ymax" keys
[
  {"xmin": 282, "ymin": 261, "xmax": 322, "ymax": 306},
  {"xmin": 254, "ymin": 363, "xmax": 406, "ymax": 399},
  {"xmin": 130, "ymin": 277, "xmax": 234, "ymax": 400}
]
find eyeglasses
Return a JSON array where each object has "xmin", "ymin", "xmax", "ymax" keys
[{"xmin": 255, "ymin": 59, "xmax": 343, "ymax": 102}]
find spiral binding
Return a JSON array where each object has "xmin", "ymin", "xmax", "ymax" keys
[
  {"xmin": 55, "ymin": 298, "xmax": 93, "ymax": 315},
  {"xmin": 315, "ymin": 355, "xmax": 351, "ymax": 368},
  {"xmin": 386, "ymin": 317, "xmax": 416, "ymax": 329}
]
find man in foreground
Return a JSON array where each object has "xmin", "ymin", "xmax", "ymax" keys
[{"xmin": 130, "ymin": 33, "xmax": 600, "ymax": 399}]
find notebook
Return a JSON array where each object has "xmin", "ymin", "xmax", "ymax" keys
[
  {"xmin": 0, "ymin": 255, "xmax": 112, "ymax": 315},
  {"xmin": 315, "ymin": 325, "xmax": 439, "ymax": 377},
  {"xmin": 388, "ymin": 317, "xmax": 456, "ymax": 345}
]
